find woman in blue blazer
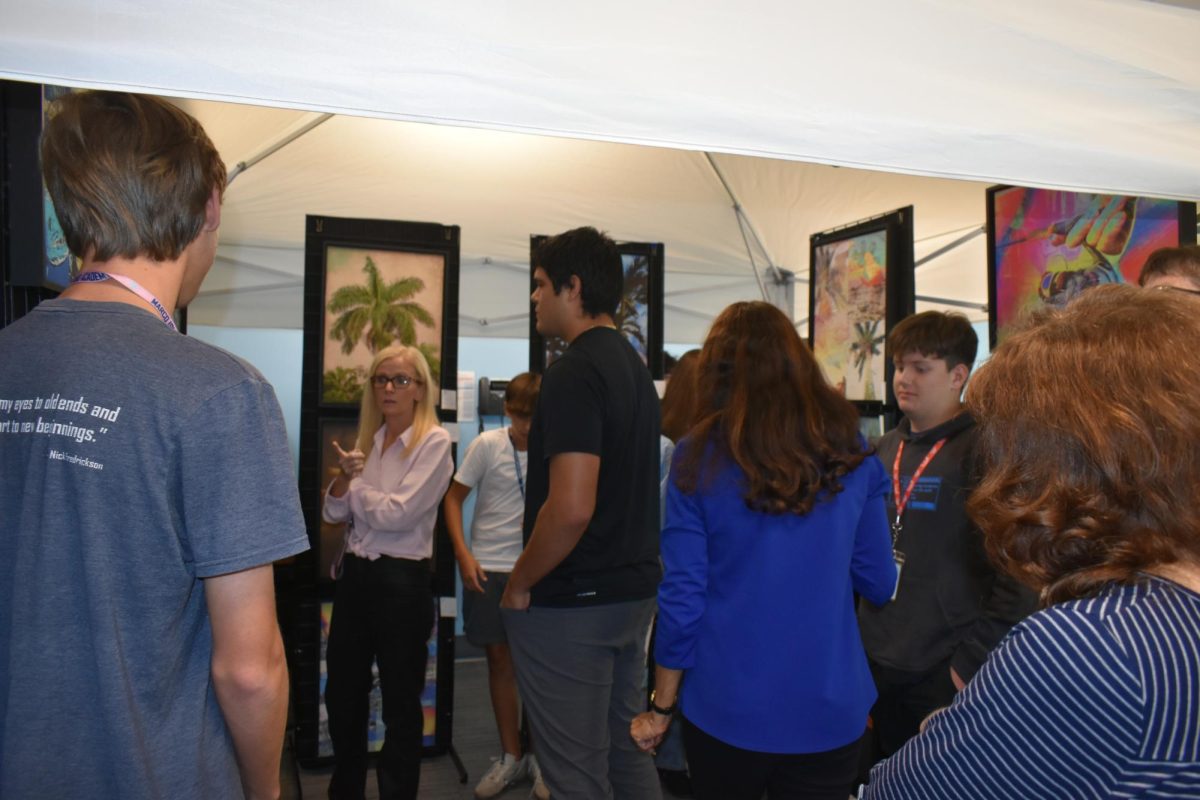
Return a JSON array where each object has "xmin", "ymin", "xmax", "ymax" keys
[{"xmin": 632, "ymin": 301, "xmax": 896, "ymax": 800}]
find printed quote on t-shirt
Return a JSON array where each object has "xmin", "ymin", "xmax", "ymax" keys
[{"xmin": 0, "ymin": 394, "xmax": 121, "ymax": 471}]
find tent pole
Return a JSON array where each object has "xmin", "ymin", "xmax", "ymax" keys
[
  {"xmin": 915, "ymin": 226, "xmax": 985, "ymax": 269},
  {"xmin": 913, "ymin": 295, "xmax": 987, "ymax": 312},
  {"xmin": 702, "ymin": 152, "xmax": 769, "ymax": 300},
  {"xmin": 227, "ymin": 112, "xmax": 335, "ymax": 185}
]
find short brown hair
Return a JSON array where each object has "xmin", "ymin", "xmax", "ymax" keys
[
  {"xmin": 40, "ymin": 91, "xmax": 226, "ymax": 262},
  {"xmin": 1137, "ymin": 245, "xmax": 1200, "ymax": 288},
  {"xmin": 887, "ymin": 311, "xmax": 978, "ymax": 371},
  {"xmin": 503, "ymin": 372, "xmax": 541, "ymax": 417},
  {"xmin": 966, "ymin": 284, "xmax": 1200, "ymax": 606},
  {"xmin": 676, "ymin": 302, "xmax": 867, "ymax": 515}
]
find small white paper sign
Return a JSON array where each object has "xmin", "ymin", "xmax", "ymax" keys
[{"xmin": 456, "ymin": 370, "xmax": 477, "ymax": 422}]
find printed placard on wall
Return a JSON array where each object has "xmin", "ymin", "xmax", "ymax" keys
[
  {"xmin": 809, "ymin": 208, "xmax": 914, "ymax": 414},
  {"xmin": 987, "ymin": 187, "xmax": 1196, "ymax": 346},
  {"xmin": 321, "ymin": 246, "xmax": 446, "ymax": 406},
  {"xmin": 528, "ymin": 237, "xmax": 665, "ymax": 378}
]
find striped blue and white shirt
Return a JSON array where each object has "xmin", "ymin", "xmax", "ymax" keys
[{"xmin": 864, "ymin": 575, "xmax": 1200, "ymax": 799}]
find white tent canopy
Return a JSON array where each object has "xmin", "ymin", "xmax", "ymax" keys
[
  {"xmin": 3, "ymin": 0, "xmax": 1198, "ymax": 340},
  {"xmin": 180, "ymin": 102, "xmax": 994, "ymax": 340}
]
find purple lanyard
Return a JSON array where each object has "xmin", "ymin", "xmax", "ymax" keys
[{"xmin": 73, "ymin": 271, "xmax": 178, "ymax": 331}]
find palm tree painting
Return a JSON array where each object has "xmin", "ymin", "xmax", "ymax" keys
[
  {"xmin": 614, "ymin": 254, "xmax": 649, "ymax": 362},
  {"xmin": 322, "ymin": 247, "xmax": 444, "ymax": 405},
  {"xmin": 812, "ymin": 230, "xmax": 887, "ymax": 402},
  {"xmin": 849, "ymin": 319, "xmax": 886, "ymax": 402}
]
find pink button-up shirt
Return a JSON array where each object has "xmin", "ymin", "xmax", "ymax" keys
[{"xmin": 323, "ymin": 423, "xmax": 454, "ymax": 561}]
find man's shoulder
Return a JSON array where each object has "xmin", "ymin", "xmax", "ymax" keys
[
  {"xmin": 172, "ymin": 336, "xmax": 269, "ymax": 389},
  {"xmin": 3, "ymin": 302, "xmax": 271, "ymax": 408},
  {"xmin": 875, "ymin": 427, "xmax": 901, "ymax": 457}
]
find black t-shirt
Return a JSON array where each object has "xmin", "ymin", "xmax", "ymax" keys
[{"xmin": 523, "ymin": 326, "xmax": 662, "ymax": 607}]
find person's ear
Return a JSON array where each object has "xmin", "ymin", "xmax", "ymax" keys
[
  {"xmin": 566, "ymin": 274, "xmax": 582, "ymax": 301},
  {"xmin": 203, "ymin": 187, "xmax": 221, "ymax": 233},
  {"xmin": 949, "ymin": 363, "xmax": 970, "ymax": 393}
]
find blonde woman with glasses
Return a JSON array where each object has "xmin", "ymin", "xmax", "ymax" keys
[{"xmin": 323, "ymin": 345, "xmax": 454, "ymax": 800}]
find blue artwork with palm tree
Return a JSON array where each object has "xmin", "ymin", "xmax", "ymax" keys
[
  {"xmin": 543, "ymin": 253, "xmax": 650, "ymax": 366},
  {"xmin": 43, "ymin": 85, "xmax": 82, "ymax": 288},
  {"xmin": 322, "ymin": 247, "xmax": 444, "ymax": 404}
]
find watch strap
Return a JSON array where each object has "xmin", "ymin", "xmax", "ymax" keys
[{"xmin": 649, "ymin": 690, "xmax": 677, "ymax": 716}]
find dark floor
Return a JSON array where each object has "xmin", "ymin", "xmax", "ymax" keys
[
  {"xmin": 280, "ymin": 655, "xmax": 857, "ymax": 800},
  {"xmin": 287, "ymin": 656, "xmax": 508, "ymax": 800}
]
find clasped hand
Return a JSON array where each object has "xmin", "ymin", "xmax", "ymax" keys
[{"xmin": 630, "ymin": 711, "xmax": 671, "ymax": 753}]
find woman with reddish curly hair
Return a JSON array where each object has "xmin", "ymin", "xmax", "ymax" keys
[
  {"xmin": 631, "ymin": 301, "xmax": 897, "ymax": 800},
  {"xmin": 865, "ymin": 283, "xmax": 1200, "ymax": 798}
]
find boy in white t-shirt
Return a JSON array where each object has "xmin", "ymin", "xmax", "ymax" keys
[{"xmin": 444, "ymin": 373, "xmax": 548, "ymax": 800}]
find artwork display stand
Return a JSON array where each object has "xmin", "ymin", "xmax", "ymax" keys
[{"xmin": 294, "ymin": 214, "xmax": 462, "ymax": 772}]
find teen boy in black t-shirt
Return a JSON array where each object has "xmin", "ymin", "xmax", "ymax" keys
[{"xmin": 501, "ymin": 227, "xmax": 663, "ymax": 800}]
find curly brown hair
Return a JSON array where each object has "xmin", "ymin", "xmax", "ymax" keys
[
  {"xmin": 966, "ymin": 283, "xmax": 1200, "ymax": 605},
  {"xmin": 675, "ymin": 301, "xmax": 868, "ymax": 515}
]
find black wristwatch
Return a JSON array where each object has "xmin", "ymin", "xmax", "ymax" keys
[{"xmin": 649, "ymin": 690, "xmax": 677, "ymax": 716}]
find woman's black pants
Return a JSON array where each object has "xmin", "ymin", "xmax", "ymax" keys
[{"xmin": 325, "ymin": 554, "xmax": 433, "ymax": 800}]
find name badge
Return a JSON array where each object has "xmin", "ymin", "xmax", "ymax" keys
[{"xmin": 891, "ymin": 549, "xmax": 906, "ymax": 602}]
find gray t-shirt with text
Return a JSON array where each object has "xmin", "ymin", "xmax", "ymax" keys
[{"xmin": 0, "ymin": 299, "xmax": 309, "ymax": 799}]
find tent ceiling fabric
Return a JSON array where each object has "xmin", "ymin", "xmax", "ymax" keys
[
  {"xmin": 2, "ymin": 0, "xmax": 1199, "ymax": 199},
  {"xmin": 3, "ymin": 0, "xmax": 1197, "ymax": 338},
  {"xmin": 171, "ymin": 99, "xmax": 996, "ymax": 338}
]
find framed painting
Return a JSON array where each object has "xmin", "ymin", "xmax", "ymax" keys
[
  {"xmin": 528, "ymin": 237, "xmax": 665, "ymax": 378},
  {"xmin": 809, "ymin": 207, "xmax": 914, "ymax": 414},
  {"xmin": 318, "ymin": 244, "xmax": 448, "ymax": 407},
  {"xmin": 987, "ymin": 186, "xmax": 1197, "ymax": 346}
]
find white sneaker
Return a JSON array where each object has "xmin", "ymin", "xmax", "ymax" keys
[
  {"xmin": 528, "ymin": 754, "xmax": 551, "ymax": 800},
  {"xmin": 475, "ymin": 753, "xmax": 528, "ymax": 799}
]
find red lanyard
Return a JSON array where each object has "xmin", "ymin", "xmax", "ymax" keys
[{"xmin": 891, "ymin": 438, "xmax": 947, "ymax": 534}]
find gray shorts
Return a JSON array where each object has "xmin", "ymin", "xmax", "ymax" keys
[{"xmin": 463, "ymin": 570, "xmax": 510, "ymax": 647}]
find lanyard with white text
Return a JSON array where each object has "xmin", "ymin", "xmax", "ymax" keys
[
  {"xmin": 74, "ymin": 271, "xmax": 178, "ymax": 331},
  {"xmin": 509, "ymin": 431, "xmax": 525, "ymax": 501},
  {"xmin": 891, "ymin": 438, "xmax": 947, "ymax": 546}
]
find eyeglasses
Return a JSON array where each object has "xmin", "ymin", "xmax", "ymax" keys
[
  {"xmin": 372, "ymin": 373, "xmax": 417, "ymax": 389},
  {"xmin": 1152, "ymin": 284, "xmax": 1200, "ymax": 297}
]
